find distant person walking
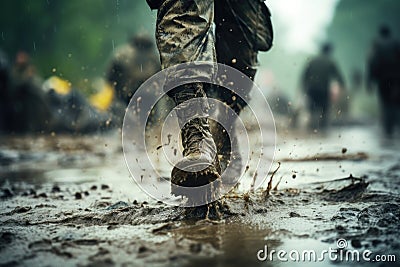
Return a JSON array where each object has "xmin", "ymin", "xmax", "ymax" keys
[
  {"xmin": 367, "ymin": 25, "xmax": 400, "ymax": 137},
  {"xmin": 302, "ymin": 43, "xmax": 345, "ymax": 131},
  {"xmin": 10, "ymin": 51, "xmax": 51, "ymax": 133}
]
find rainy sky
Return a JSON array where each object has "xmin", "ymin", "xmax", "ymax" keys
[{"xmin": 268, "ymin": 0, "xmax": 340, "ymax": 53}]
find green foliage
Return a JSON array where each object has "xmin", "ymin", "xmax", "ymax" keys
[{"xmin": 0, "ymin": 0, "xmax": 156, "ymax": 91}]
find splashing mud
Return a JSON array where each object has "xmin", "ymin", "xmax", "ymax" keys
[{"xmin": 1, "ymin": 126, "xmax": 400, "ymax": 266}]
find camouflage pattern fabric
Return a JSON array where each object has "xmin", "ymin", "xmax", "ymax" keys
[{"xmin": 155, "ymin": 0, "xmax": 273, "ymax": 111}]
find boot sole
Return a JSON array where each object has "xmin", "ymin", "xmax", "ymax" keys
[{"xmin": 171, "ymin": 160, "xmax": 221, "ymax": 205}]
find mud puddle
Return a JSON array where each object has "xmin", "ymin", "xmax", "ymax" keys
[{"xmin": 1, "ymin": 126, "xmax": 400, "ymax": 266}]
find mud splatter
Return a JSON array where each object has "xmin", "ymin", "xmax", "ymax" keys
[{"xmin": 1, "ymin": 128, "xmax": 399, "ymax": 266}]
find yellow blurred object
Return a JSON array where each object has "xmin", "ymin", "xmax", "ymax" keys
[
  {"xmin": 89, "ymin": 80, "xmax": 114, "ymax": 111},
  {"xmin": 43, "ymin": 76, "xmax": 71, "ymax": 95}
]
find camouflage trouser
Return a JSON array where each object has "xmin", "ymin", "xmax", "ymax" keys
[{"xmin": 155, "ymin": 0, "xmax": 269, "ymax": 113}]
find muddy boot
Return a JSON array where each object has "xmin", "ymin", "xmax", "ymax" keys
[
  {"xmin": 210, "ymin": 120, "xmax": 242, "ymax": 187},
  {"xmin": 209, "ymin": 119, "xmax": 229, "ymax": 170},
  {"xmin": 170, "ymin": 84, "xmax": 221, "ymax": 204}
]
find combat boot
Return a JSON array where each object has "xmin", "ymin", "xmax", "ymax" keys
[
  {"xmin": 170, "ymin": 83, "xmax": 221, "ymax": 204},
  {"xmin": 210, "ymin": 119, "xmax": 242, "ymax": 186}
]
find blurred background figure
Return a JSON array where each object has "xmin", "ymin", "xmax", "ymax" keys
[
  {"xmin": 2, "ymin": 55, "xmax": 118, "ymax": 135},
  {"xmin": 107, "ymin": 33, "xmax": 160, "ymax": 105},
  {"xmin": 42, "ymin": 76, "xmax": 113, "ymax": 133},
  {"xmin": 367, "ymin": 24, "xmax": 400, "ymax": 137},
  {"xmin": 301, "ymin": 43, "xmax": 345, "ymax": 131},
  {"xmin": 9, "ymin": 51, "xmax": 51, "ymax": 133},
  {"xmin": 106, "ymin": 32, "xmax": 162, "ymax": 125}
]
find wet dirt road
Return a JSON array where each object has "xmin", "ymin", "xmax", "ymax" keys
[{"xmin": 0, "ymin": 125, "xmax": 399, "ymax": 266}]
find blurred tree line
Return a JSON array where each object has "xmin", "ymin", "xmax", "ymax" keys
[{"xmin": 0, "ymin": 0, "xmax": 156, "ymax": 93}]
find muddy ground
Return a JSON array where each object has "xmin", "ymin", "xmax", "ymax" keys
[{"xmin": 0, "ymin": 125, "xmax": 399, "ymax": 267}]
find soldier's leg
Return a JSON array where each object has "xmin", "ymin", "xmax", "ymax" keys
[
  {"xmin": 156, "ymin": 0, "xmax": 220, "ymax": 202},
  {"xmin": 308, "ymin": 91, "xmax": 327, "ymax": 131},
  {"xmin": 212, "ymin": 0, "xmax": 260, "ymax": 182},
  {"xmin": 378, "ymin": 87, "xmax": 394, "ymax": 137},
  {"xmin": 214, "ymin": 0, "xmax": 258, "ymax": 113},
  {"xmin": 319, "ymin": 95, "xmax": 330, "ymax": 131},
  {"xmin": 382, "ymin": 101, "xmax": 394, "ymax": 137}
]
